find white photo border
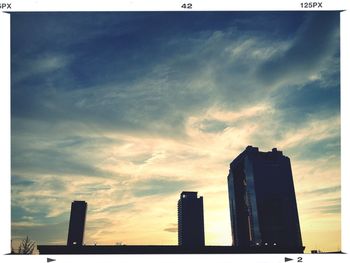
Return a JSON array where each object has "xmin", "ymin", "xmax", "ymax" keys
[{"xmin": 1, "ymin": 1, "xmax": 349, "ymax": 263}]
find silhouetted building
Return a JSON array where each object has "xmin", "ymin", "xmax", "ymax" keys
[
  {"xmin": 178, "ymin": 191, "xmax": 205, "ymax": 247},
  {"xmin": 67, "ymin": 201, "xmax": 87, "ymax": 246},
  {"xmin": 228, "ymin": 146, "xmax": 303, "ymax": 250}
]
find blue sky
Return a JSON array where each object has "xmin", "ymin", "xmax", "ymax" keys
[{"xmin": 11, "ymin": 12, "xmax": 340, "ymax": 251}]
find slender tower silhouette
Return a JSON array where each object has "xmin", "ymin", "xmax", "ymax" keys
[
  {"xmin": 67, "ymin": 201, "xmax": 87, "ymax": 246},
  {"xmin": 227, "ymin": 146, "xmax": 303, "ymax": 250},
  {"xmin": 177, "ymin": 191, "xmax": 205, "ymax": 247}
]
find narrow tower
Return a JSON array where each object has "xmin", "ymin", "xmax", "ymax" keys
[
  {"xmin": 178, "ymin": 191, "xmax": 205, "ymax": 247},
  {"xmin": 67, "ymin": 201, "xmax": 87, "ymax": 246}
]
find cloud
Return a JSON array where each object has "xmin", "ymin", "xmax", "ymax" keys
[
  {"xmin": 164, "ymin": 223, "xmax": 178, "ymax": 233},
  {"xmin": 256, "ymin": 12, "xmax": 339, "ymax": 87},
  {"xmin": 12, "ymin": 175, "xmax": 34, "ymax": 186},
  {"xmin": 11, "ymin": 205, "xmax": 44, "ymax": 223},
  {"xmin": 314, "ymin": 204, "xmax": 341, "ymax": 214},
  {"xmin": 291, "ymin": 137, "xmax": 340, "ymax": 161},
  {"xmin": 132, "ymin": 178, "xmax": 196, "ymax": 197},
  {"xmin": 272, "ymin": 115, "xmax": 340, "ymax": 149},
  {"xmin": 12, "ymin": 53, "xmax": 71, "ymax": 84},
  {"xmin": 11, "ymin": 12, "xmax": 340, "ymax": 141},
  {"xmin": 100, "ymin": 203, "xmax": 134, "ymax": 213},
  {"xmin": 198, "ymin": 119, "xmax": 228, "ymax": 133},
  {"xmin": 302, "ymin": 185, "xmax": 341, "ymax": 196},
  {"xmin": 11, "ymin": 148, "xmax": 114, "ymax": 177},
  {"xmin": 12, "ymin": 221, "xmax": 69, "ymax": 245}
]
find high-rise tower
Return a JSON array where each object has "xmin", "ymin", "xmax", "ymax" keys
[
  {"xmin": 227, "ymin": 146, "xmax": 303, "ymax": 251},
  {"xmin": 67, "ymin": 201, "xmax": 87, "ymax": 246},
  {"xmin": 178, "ymin": 191, "xmax": 205, "ymax": 247}
]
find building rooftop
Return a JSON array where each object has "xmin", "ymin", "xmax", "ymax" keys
[{"xmin": 180, "ymin": 191, "xmax": 199, "ymax": 199}]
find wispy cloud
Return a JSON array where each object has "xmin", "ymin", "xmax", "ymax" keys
[
  {"xmin": 256, "ymin": 12, "xmax": 339, "ymax": 88},
  {"xmin": 314, "ymin": 204, "xmax": 341, "ymax": 214},
  {"xmin": 164, "ymin": 223, "xmax": 177, "ymax": 233},
  {"xmin": 132, "ymin": 178, "xmax": 196, "ymax": 197},
  {"xmin": 302, "ymin": 186, "xmax": 341, "ymax": 196},
  {"xmin": 12, "ymin": 53, "xmax": 72, "ymax": 84}
]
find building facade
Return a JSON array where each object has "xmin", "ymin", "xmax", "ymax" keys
[
  {"xmin": 67, "ymin": 201, "xmax": 87, "ymax": 246},
  {"xmin": 178, "ymin": 191, "xmax": 205, "ymax": 247},
  {"xmin": 227, "ymin": 146, "xmax": 303, "ymax": 250}
]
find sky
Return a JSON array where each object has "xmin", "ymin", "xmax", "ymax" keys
[{"xmin": 11, "ymin": 11, "xmax": 340, "ymax": 252}]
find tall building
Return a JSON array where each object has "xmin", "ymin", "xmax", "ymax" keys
[
  {"xmin": 227, "ymin": 146, "xmax": 303, "ymax": 250},
  {"xmin": 178, "ymin": 191, "xmax": 205, "ymax": 247},
  {"xmin": 67, "ymin": 201, "xmax": 87, "ymax": 246}
]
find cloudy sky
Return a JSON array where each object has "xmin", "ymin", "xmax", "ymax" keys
[{"xmin": 11, "ymin": 12, "xmax": 340, "ymax": 252}]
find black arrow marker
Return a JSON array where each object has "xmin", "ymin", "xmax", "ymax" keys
[
  {"xmin": 285, "ymin": 257, "xmax": 293, "ymax": 262},
  {"xmin": 47, "ymin": 258, "xmax": 56, "ymax": 263}
]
